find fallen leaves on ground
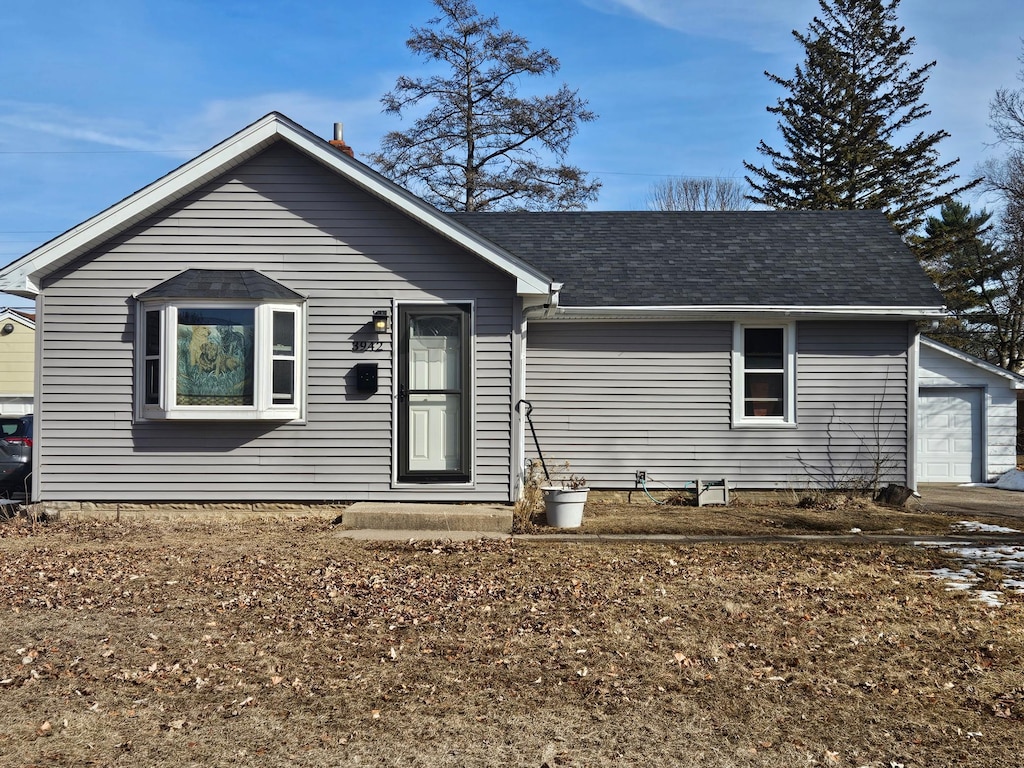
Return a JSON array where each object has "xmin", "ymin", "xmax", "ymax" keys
[{"xmin": 0, "ymin": 517, "xmax": 1021, "ymax": 767}]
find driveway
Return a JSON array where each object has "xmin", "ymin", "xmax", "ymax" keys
[{"xmin": 914, "ymin": 483, "xmax": 1024, "ymax": 522}]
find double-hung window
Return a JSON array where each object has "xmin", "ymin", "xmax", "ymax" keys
[
  {"xmin": 136, "ymin": 270, "xmax": 305, "ymax": 421},
  {"xmin": 732, "ymin": 323, "xmax": 795, "ymax": 426}
]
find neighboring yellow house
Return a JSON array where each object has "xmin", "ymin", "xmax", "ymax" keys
[{"xmin": 0, "ymin": 308, "xmax": 35, "ymax": 415}]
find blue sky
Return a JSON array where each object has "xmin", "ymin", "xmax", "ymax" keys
[{"xmin": 2, "ymin": 0, "xmax": 1022, "ymax": 306}]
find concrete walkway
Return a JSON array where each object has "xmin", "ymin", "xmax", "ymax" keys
[
  {"xmin": 339, "ymin": 529, "xmax": 1024, "ymax": 544},
  {"xmin": 339, "ymin": 528, "xmax": 510, "ymax": 541},
  {"xmin": 912, "ymin": 482, "xmax": 1024, "ymax": 521}
]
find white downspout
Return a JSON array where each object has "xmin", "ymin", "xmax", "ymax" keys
[
  {"xmin": 31, "ymin": 294, "xmax": 42, "ymax": 504},
  {"xmin": 907, "ymin": 325, "xmax": 921, "ymax": 492},
  {"xmin": 514, "ymin": 283, "xmax": 561, "ymax": 499},
  {"xmin": 543, "ymin": 282, "xmax": 563, "ymax": 318},
  {"xmin": 511, "ymin": 296, "xmax": 527, "ymax": 502}
]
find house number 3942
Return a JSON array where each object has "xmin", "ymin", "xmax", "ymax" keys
[{"xmin": 352, "ymin": 341, "xmax": 384, "ymax": 352}]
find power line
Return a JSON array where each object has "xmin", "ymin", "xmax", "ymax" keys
[
  {"xmin": 0, "ymin": 149, "xmax": 197, "ymax": 155},
  {"xmin": 0, "ymin": 150, "xmax": 747, "ymax": 178},
  {"xmin": 592, "ymin": 170, "xmax": 748, "ymax": 179}
]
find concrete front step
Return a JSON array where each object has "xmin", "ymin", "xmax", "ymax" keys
[{"xmin": 342, "ymin": 502, "xmax": 513, "ymax": 533}]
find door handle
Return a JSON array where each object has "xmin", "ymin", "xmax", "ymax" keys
[{"xmin": 399, "ymin": 383, "xmax": 407, "ymax": 402}]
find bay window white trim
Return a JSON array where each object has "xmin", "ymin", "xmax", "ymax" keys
[
  {"xmin": 732, "ymin": 322, "xmax": 796, "ymax": 427},
  {"xmin": 135, "ymin": 299, "xmax": 306, "ymax": 422}
]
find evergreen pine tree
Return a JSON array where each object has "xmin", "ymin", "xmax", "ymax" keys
[
  {"xmin": 917, "ymin": 201, "xmax": 996, "ymax": 358},
  {"xmin": 744, "ymin": 0, "xmax": 978, "ymax": 237},
  {"xmin": 918, "ymin": 199, "xmax": 1024, "ymax": 372}
]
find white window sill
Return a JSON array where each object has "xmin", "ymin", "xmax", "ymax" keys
[
  {"xmin": 731, "ymin": 419, "xmax": 798, "ymax": 429},
  {"xmin": 391, "ymin": 480, "xmax": 476, "ymax": 489},
  {"xmin": 140, "ymin": 408, "xmax": 303, "ymax": 423}
]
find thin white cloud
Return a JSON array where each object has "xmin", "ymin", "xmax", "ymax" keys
[
  {"xmin": 0, "ymin": 118, "xmax": 152, "ymax": 151},
  {"xmin": 0, "ymin": 102, "xmax": 162, "ymax": 152},
  {"xmin": 580, "ymin": 0, "xmax": 817, "ymax": 52},
  {"xmin": 0, "ymin": 92, "xmax": 389, "ymax": 160}
]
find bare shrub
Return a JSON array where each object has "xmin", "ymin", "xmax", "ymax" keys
[{"xmin": 513, "ymin": 459, "xmax": 545, "ymax": 533}]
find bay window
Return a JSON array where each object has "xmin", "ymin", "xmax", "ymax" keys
[{"xmin": 136, "ymin": 270, "xmax": 305, "ymax": 421}]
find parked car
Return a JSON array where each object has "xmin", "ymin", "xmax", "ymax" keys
[{"xmin": 0, "ymin": 414, "xmax": 32, "ymax": 498}]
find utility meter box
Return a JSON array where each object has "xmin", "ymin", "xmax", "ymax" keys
[
  {"xmin": 354, "ymin": 363, "xmax": 378, "ymax": 393},
  {"xmin": 696, "ymin": 478, "xmax": 729, "ymax": 507}
]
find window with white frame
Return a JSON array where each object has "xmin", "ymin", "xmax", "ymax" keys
[
  {"xmin": 136, "ymin": 270, "xmax": 305, "ymax": 421},
  {"xmin": 733, "ymin": 323, "xmax": 795, "ymax": 426}
]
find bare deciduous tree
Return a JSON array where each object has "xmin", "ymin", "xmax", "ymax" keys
[
  {"xmin": 966, "ymin": 44, "xmax": 1024, "ymax": 373},
  {"xmin": 646, "ymin": 176, "xmax": 751, "ymax": 211},
  {"xmin": 369, "ymin": 0, "xmax": 599, "ymax": 212}
]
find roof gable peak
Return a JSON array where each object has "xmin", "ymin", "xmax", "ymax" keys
[{"xmin": 0, "ymin": 112, "xmax": 552, "ymax": 299}]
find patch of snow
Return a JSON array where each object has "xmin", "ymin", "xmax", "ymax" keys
[
  {"xmin": 1004, "ymin": 578, "xmax": 1024, "ymax": 593},
  {"xmin": 973, "ymin": 590, "xmax": 1004, "ymax": 607},
  {"xmin": 930, "ymin": 567, "xmax": 979, "ymax": 580},
  {"xmin": 919, "ymin": 538, "xmax": 1024, "ymax": 608},
  {"xmin": 952, "ymin": 521, "xmax": 1021, "ymax": 534},
  {"xmin": 943, "ymin": 581, "xmax": 975, "ymax": 592},
  {"xmin": 930, "ymin": 567, "xmax": 979, "ymax": 591},
  {"xmin": 994, "ymin": 468, "xmax": 1024, "ymax": 491}
]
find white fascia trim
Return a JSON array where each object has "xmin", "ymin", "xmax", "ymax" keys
[
  {"xmin": 0, "ymin": 112, "xmax": 553, "ymax": 300},
  {"xmin": 0, "ymin": 310, "xmax": 35, "ymax": 330},
  {"xmin": 920, "ymin": 336, "xmax": 1024, "ymax": 388},
  {"xmin": 526, "ymin": 305, "xmax": 948, "ymax": 321},
  {"xmin": 0, "ymin": 115, "xmax": 284, "ymax": 298}
]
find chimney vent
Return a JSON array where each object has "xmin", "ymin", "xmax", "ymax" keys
[{"xmin": 329, "ymin": 122, "xmax": 354, "ymax": 158}]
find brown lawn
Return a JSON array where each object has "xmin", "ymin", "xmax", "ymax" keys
[
  {"xmin": 0, "ymin": 514, "xmax": 1022, "ymax": 767},
  {"xmin": 521, "ymin": 492, "xmax": 1018, "ymax": 537}
]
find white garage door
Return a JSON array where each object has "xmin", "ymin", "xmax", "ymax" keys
[{"xmin": 917, "ymin": 388, "xmax": 983, "ymax": 482}]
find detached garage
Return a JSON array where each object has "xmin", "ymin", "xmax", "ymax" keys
[{"xmin": 917, "ymin": 337, "xmax": 1024, "ymax": 483}]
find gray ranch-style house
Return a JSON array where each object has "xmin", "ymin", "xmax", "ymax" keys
[{"xmin": 0, "ymin": 112, "xmax": 947, "ymax": 506}]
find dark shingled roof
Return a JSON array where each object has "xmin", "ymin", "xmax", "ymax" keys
[
  {"xmin": 138, "ymin": 269, "xmax": 303, "ymax": 301},
  {"xmin": 451, "ymin": 210, "xmax": 944, "ymax": 308}
]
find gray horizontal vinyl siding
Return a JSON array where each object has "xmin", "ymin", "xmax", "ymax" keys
[
  {"xmin": 524, "ymin": 320, "xmax": 911, "ymax": 490},
  {"xmin": 918, "ymin": 343, "xmax": 1020, "ymax": 479},
  {"xmin": 37, "ymin": 143, "xmax": 516, "ymax": 502}
]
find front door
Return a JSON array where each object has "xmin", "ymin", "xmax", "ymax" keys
[{"xmin": 398, "ymin": 304, "xmax": 471, "ymax": 483}]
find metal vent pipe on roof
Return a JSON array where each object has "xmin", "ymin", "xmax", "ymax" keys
[{"xmin": 329, "ymin": 122, "xmax": 355, "ymax": 157}]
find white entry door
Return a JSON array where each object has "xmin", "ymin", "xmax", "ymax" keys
[
  {"xmin": 917, "ymin": 388, "xmax": 983, "ymax": 482},
  {"xmin": 399, "ymin": 305, "xmax": 470, "ymax": 482}
]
